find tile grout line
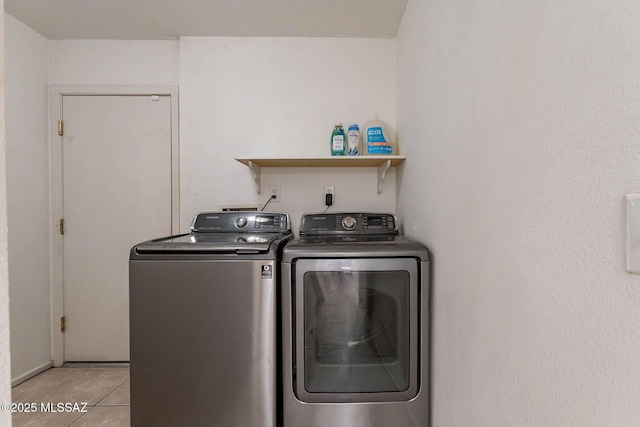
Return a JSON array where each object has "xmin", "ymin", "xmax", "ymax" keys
[
  {"xmin": 66, "ymin": 402, "xmax": 130, "ymax": 427},
  {"xmin": 94, "ymin": 376, "xmax": 130, "ymax": 407},
  {"xmin": 66, "ymin": 406, "xmax": 90, "ymax": 427},
  {"xmin": 22, "ymin": 369, "xmax": 128, "ymax": 406},
  {"xmin": 13, "ymin": 366, "xmax": 130, "ymax": 427},
  {"xmin": 18, "ymin": 368, "xmax": 88, "ymax": 403},
  {"xmin": 66, "ymin": 370, "xmax": 130, "ymax": 427}
]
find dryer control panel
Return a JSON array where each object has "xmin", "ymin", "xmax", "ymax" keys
[{"xmin": 300, "ymin": 213, "xmax": 398, "ymax": 235}]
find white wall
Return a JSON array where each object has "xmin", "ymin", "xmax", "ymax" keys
[
  {"xmin": 48, "ymin": 37, "xmax": 397, "ymax": 231},
  {"xmin": 179, "ymin": 37, "xmax": 397, "ymax": 231},
  {"xmin": 5, "ymin": 13, "xmax": 51, "ymax": 384},
  {"xmin": 0, "ymin": 2, "xmax": 14, "ymax": 423},
  {"xmin": 49, "ymin": 40, "xmax": 179, "ymax": 86},
  {"xmin": 261, "ymin": 167, "xmax": 395, "ymax": 233},
  {"xmin": 397, "ymin": 1, "xmax": 640, "ymax": 425},
  {"xmin": 0, "ymin": 39, "xmax": 178, "ymax": 377}
]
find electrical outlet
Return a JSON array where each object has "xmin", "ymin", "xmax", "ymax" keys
[
  {"xmin": 270, "ymin": 185, "xmax": 281, "ymax": 203},
  {"xmin": 324, "ymin": 185, "xmax": 335, "ymax": 206}
]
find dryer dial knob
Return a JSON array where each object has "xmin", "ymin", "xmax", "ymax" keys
[
  {"xmin": 342, "ymin": 216, "xmax": 357, "ymax": 230},
  {"xmin": 235, "ymin": 216, "xmax": 248, "ymax": 228}
]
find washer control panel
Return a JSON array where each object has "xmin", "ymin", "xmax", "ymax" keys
[
  {"xmin": 300, "ymin": 213, "xmax": 398, "ymax": 235},
  {"xmin": 191, "ymin": 212, "xmax": 290, "ymax": 233},
  {"xmin": 341, "ymin": 215, "xmax": 357, "ymax": 230}
]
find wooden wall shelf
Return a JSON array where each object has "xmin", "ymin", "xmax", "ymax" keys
[{"xmin": 235, "ymin": 156, "xmax": 406, "ymax": 194}]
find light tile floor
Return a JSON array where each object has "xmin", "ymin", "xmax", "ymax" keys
[{"xmin": 11, "ymin": 364, "xmax": 130, "ymax": 427}]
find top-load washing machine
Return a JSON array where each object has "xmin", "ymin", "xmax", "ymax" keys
[
  {"xmin": 281, "ymin": 212, "xmax": 431, "ymax": 427},
  {"xmin": 129, "ymin": 211, "xmax": 292, "ymax": 427}
]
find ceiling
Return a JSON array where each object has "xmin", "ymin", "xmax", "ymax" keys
[{"xmin": 5, "ymin": 0, "xmax": 408, "ymax": 40}]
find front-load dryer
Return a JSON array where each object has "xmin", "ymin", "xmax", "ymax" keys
[{"xmin": 281, "ymin": 213, "xmax": 431, "ymax": 427}]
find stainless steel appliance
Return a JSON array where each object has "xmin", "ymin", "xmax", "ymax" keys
[
  {"xmin": 282, "ymin": 213, "xmax": 430, "ymax": 427},
  {"xmin": 129, "ymin": 211, "xmax": 293, "ymax": 427}
]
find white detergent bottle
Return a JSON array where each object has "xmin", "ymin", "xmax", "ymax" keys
[
  {"xmin": 363, "ymin": 113, "xmax": 396, "ymax": 155},
  {"xmin": 347, "ymin": 124, "xmax": 360, "ymax": 156}
]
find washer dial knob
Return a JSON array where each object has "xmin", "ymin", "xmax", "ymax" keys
[
  {"xmin": 341, "ymin": 216, "xmax": 357, "ymax": 230},
  {"xmin": 235, "ymin": 216, "xmax": 248, "ymax": 228}
]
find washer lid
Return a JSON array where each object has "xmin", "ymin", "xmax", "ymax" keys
[{"xmin": 134, "ymin": 232, "xmax": 289, "ymax": 254}]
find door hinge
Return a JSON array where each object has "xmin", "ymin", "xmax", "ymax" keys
[
  {"xmin": 58, "ymin": 120, "xmax": 63, "ymax": 136},
  {"xmin": 59, "ymin": 218, "xmax": 64, "ymax": 235},
  {"xmin": 60, "ymin": 316, "xmax": 66, "ymax": 333}
]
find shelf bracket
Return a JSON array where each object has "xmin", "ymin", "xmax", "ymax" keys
[
  {"xmin": 377, "ymin": 160, "xmax": 392, "ymax": 194},
  {"xmin": 248, "ymin": 161, "xmax": 262, "ymax": 194}
]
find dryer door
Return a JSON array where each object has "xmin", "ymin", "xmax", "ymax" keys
[{"xmin": 293, "ymin": 258, "xmax": 419, "ymax": 403}]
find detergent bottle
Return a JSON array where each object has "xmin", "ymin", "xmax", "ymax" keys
[
  {"xmin": 363, "ymin": 114, "xmax": 396, "ymax": 155},
  {"xmin": 347, "ymin": 124, "xmax": 360, "ymax": 156},
  {"xmin": 330, "ymin": 123, "xmax": 346, "ymax": 156}
]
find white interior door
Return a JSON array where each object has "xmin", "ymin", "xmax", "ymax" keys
[{"xmin": 62, "ymin": 94, "xmax": 173, "ymax": 361}]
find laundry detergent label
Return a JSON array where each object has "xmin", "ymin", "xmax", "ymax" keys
[
  {"xmin": 332, "ymin": 135, "xmax": 344, "ymax": 151},
  {"xmin": 366, "ymin": 127, "xmax": 392, "ymax": 154}
]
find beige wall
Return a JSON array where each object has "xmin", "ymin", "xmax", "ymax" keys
[
  {"xmin": 0, "ymin": 1, "xmax": 16, "ymax": 423},
  {"xmin": 4, "ymin": 12, "xmax": 51, "ymax": 384},
  {"xmin": 8, "ymin": 34, "xmax": 397, "ymax": 381},
  {"xmin": 397, "ymin": 1, "xmax": 640, "ymax": 424},
  {"xmin": 49, "ymin": 36, "xmax": 398, "ymax": 233},
  {"xmin": 179, "ymin": 37, "xmax": 397, "ymax": 232}
]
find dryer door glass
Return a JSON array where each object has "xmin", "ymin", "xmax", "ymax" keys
[{"xmin": 294, "ymin": 258, "xmax": 419, "ymax": 403}]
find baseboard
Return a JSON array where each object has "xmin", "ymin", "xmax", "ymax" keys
[
  {"xmin": 62, "ymin": 362, "xmax": 129, "ymax": 368},
  {"xmin": 11, "ymin": 361, "xmax": 53, "ymax": 387}
]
